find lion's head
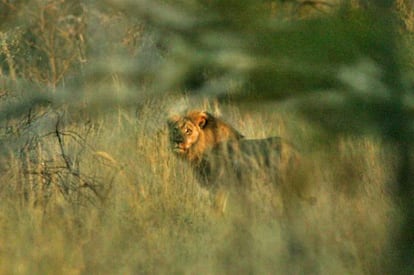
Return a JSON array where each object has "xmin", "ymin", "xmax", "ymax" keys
[{"xmin": 167, "ymin": 110, "xmax": 244, "ymax": 162}]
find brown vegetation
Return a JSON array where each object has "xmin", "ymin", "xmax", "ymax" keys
[{"xmin": 0, "ymin": 0, "xmax": 413, "ymax": 273}]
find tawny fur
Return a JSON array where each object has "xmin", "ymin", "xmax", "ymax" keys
[
  {"xmin": 168, "ymin": 110, "xmax": 244, "ymax": 163},
  {"xmin": 167, "ymin": 110, "xmax": 300, "ymax": 189}
]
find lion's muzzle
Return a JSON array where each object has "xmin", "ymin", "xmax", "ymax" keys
[{"xmin": 173, "ymin": 144, "xmax": 186, "ymax": 153}]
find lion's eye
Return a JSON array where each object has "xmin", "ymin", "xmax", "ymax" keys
[{"xmin": 185, "ymin": 128, "xmax": 192, "ymax": 135}]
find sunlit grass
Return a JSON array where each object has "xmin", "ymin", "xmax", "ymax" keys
[{"xmin": 0, "ymin": 98, "xmax": 396, "ymax": 274}]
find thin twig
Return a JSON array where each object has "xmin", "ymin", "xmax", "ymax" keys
[{"xmin": 55, "ymin": 113, "xmax": 72, "ymax": 170}]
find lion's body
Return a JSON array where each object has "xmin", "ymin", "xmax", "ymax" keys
[
  {"xmin": 195, "ymin": 137, "xmax": 299, "ymax": 188},
  {"xmin": 168, "ymin": 110, "xmax": 300, "ymax": 189}
]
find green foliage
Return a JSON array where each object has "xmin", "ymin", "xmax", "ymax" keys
[{"xmin": 0, "ymin": 0, "xmax": 413, "ymax": 273}]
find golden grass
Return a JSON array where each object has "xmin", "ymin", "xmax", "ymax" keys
[{"xmin": 0, "ymin": 99, "xmax": 397, "ymax": 274}]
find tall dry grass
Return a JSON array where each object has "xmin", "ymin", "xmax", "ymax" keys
[{"xmin": 0, "ymin": 97, "xmax": 397, "ymax": 274}]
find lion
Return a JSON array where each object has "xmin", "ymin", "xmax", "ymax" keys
[
  {"xmin": 167, "ymin": 110, "xmax": 307, "ymax": 214},
  {"xmin": 167, "ymin": 110, "xmax": 300, "ymax": 188}
]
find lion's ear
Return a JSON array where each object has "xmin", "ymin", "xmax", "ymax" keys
[{"xmin": 196, "ymin": 111, "xmax": 209, "ymax": 128}]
